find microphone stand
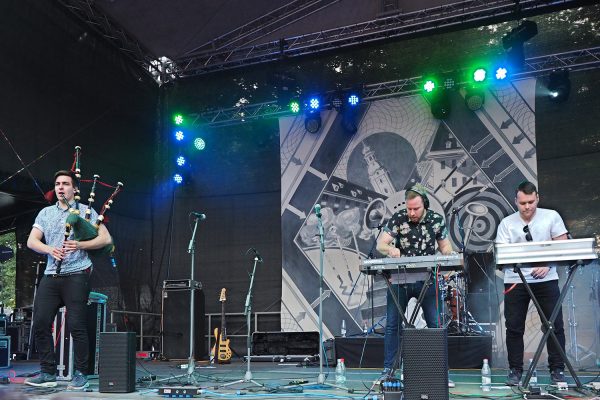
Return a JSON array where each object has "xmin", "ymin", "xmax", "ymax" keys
[
  {"xmin": 301, "ymin": 205, "xmax": 347, "ymax": 390},
  {"xmin": 349, "ymin": 224, "xmax": 385, "ymax": 333},
  {"xmin": 185, "ymin": 214, "xmax": 201, "ymax": 383},
  {"xmin": 220, "ymin": 249, "xmax": 263, "ymax": 388},
  {"xmin": 451, "ymin": 206, "xmax": 468, "ymax": 334}
]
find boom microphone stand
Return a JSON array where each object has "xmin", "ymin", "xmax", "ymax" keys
[
  {"xmin": 220, "ymin": 248, "xmax": 263, "ymax": 389},
  {"xmin": 184, "ymin": 212, "xmax": 205, "ymax": 383},
  {"xmin": 307, "ymin": 204, "xmax": 346, "ymax": 389}
]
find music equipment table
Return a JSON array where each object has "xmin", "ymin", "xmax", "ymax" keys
[{"xmin": 360, "ymin": 253, "xmax": 463, "ymax": 274}]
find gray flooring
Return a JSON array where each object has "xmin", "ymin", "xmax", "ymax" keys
[{"xmin": 0, "ymin": 359, "xmax": 598, "ymax": 399}]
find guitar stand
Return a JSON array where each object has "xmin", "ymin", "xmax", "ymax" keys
[
  {"xmin": 219, "ymin": 253, "xmax": 263, "ymax": 389},
  {"xmin": 515, "ymin": 262, "xmax": 584, "ymax": 389}
]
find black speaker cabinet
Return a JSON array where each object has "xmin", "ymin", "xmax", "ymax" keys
[
  {"xmin": 0, "ymin": 336, "xmax": 10, "ymax": 368},
  {"xmin": 402, "ymin": 328, "xmax": 448, "ymax": 400},
  {"xmin": 334, "ymin": 336, "xmax": 384, "ymax": 368},
  {"xmin": 99, "ymin": 332, "xmax": 136, "ymax": 393},
  {"xmin": 252, "ymin": 331, "xmax": 319, "ymax": 356},
  {"xmin": 162, "ymin": 288, "xmax": 206, "ymax": 360}
]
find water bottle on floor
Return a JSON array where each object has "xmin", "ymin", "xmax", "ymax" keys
[
  {"xmin": 481, "ymin": 358, "xmax": 491, "ymax": 392},
  {"xmin": 335, "ymin": 358, "xmax": 347, "ymax": 385}
]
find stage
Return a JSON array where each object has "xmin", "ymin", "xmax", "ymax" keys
[{"xmin": 1, "ymin": 359, "xmax": 598, "ymax": 399}]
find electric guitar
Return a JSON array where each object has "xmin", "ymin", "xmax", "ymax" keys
[{"xmin": 217, "ymin": 288, "xmax": 232, "ymax": 363}]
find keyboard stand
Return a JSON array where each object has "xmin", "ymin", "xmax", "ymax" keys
[{"xmin": 515, "ymin": 261, "xmax": 584, "ymax": 389}]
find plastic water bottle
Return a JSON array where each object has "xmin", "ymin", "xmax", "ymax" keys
[
  {"xmin": 363, "ymin": 322, "xmax": 369, "ymax": 334},
  {"xmin": 335, "ymin": 358, "xmax": 347, "ymax": 385},
  {"xmin": 529, "ymin": 359, "xmax": 538, "ymax": 386},
  {"xmin": 481, "ymin": 358, "xmax": 491, "ymax": 392},
  {"xmin": 341, "ymin": 320, "xmax": 347, "ymax": 338}
]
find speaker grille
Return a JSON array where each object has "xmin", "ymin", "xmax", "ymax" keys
[
  {"xmin": 162, "ymin": 288, "xmax": 205, "ymax": 360},
  {"xmin": 402, "ymin": 328, "xmax": 448, "ymax": 400},
  {"xmin": 99, "ymin": 332, "xmax": 136, "ymax": 393}
]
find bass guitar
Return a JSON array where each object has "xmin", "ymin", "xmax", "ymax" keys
[{"xmin": 217, "ymin": 288, "xmax": 232, "ymax": 363}]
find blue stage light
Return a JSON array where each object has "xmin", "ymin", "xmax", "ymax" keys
[
  {"xmin": 308, "ymin": 97, "xmax": 320, "ymax": 110},
  {"xmin": 176, "ymin": 156, "xmax": 186, "ymax": 166},
  {"xmin": 175, "ymin": 130, "xmax": 184, "ymax": 141},
  {"xmin": 347, "ymin": 94, "xmax": 360, "ymax": 106},
  {"xmin": 173, "ymin": 174, "xmax": 183, "ymax": 184},
  {"xmin": 495, "ymin": 67, "xmax": 508, "ymax": 80}
]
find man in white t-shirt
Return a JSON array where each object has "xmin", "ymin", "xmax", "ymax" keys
[{"xmin": 495, "ymin": 181, "xmax": 568, "ymax": 386}]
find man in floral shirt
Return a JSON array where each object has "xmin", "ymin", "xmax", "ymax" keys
[{"xmin": 376, "ymin": 184, "xmax": 454, "ymax": 381}]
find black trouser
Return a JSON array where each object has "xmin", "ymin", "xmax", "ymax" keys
[
  {"xmin": 504, "ymin": 280, "xmax": 565, "ymax": 371},
  {"xmin": 33, "ymin": 272, "xmax": 91, "ymax": 375}
]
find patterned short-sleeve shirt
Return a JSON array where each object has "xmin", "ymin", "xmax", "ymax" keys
[
  {"xmin": 383, "ymin": 208, "xmax": 448, "ymax": 256},
  {"xmin": 33, "ymin": 202, "xmax": 98, "ymax": 274}
]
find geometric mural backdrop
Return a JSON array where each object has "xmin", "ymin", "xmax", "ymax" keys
[{"xmin": 279, "ymin": 77, "xmax": 600, "ymax": 368}]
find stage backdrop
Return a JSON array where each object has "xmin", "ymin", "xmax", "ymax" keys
[{"xmin": 280, "ymin": 78, "xmax": 547, "ymax": 366}]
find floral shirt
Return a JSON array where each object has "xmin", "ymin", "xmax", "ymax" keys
[{"xmin": 383, "ymin": 209, "xmax": 448, "ymax": 257}]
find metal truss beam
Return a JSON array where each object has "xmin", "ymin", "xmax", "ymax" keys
[
  {"xmin": 57, "ymin": 0, "xmax": 163, "ymax": 81},
  {"xmin": 189, "ymin": 47, "xmax": 600, "ymax": 128},
  {"xmin": 175, "ymin": 0, "xmax": 595, "ymax": 78},
  {"xmin": 183, "ymin": 0, "xmax": 341, "ymax": 55}
]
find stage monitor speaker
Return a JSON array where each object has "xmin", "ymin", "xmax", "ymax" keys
[
  {"xmin": 99, "ymin": 332, "xmax": 136, "ymax": 393},
  {"xmin": 402, "ymin": 328, "xmax": 448, "ymax": 400},
  {"xmin": 334, "ymin": 336, "xmax": 384, "ymax": 368},
  {"xmin": 252, "ymin": 331, "xmax": 319, "ymax": 356},
  {"xmin": 162, "ymin": 288, "xmax": 206, "ymax": 360}
]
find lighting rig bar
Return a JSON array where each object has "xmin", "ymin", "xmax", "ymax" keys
[
  {"xmin": 182, "ymin": 0, "xmax": 341, "ymax": 56},
  {"xmin": 175, "ymin": 0, "xmax": 595, "ymax": 78},
  {"xmin": 57, "ymin": 0, "xmax": 162, "ymax": 81},
  {"xmin": 189, "ymin": 46, "xmax": 600, "ymax": 128}
]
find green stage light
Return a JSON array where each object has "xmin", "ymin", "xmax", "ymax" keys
[
  {"xmin": 174, "ymin": 114, "xmax": 184, "ymax": 125},
  {"xmin": 473, "ymin": 68, "xmax": 487, "ymax": 82},
  {"xmin": 423, "ymin": 80, "xmax": 436, "ymax": 93},
  {"xmin": 289, "ymin": 100, "xmax": 301, "ymax": 114}
]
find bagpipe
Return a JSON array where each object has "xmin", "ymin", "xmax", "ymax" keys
[{"xmin": 62, "ymin": 145, "xmax": 123, "ymax": 257}]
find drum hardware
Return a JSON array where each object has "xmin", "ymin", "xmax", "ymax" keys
[
  {"xmin": 565, "ymin": 267, "xmax": 596, "ymax": 365},
  {"xmin": 463, "ymin": 202, "xmax": 488, "ymax": 250}
]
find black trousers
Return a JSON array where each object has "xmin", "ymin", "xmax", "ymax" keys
[
  {"xmin": 33, "ymin": 272, "xmax": 91, "ymax": 375},
  {"xmin": 504, "ymin": 280, "xmax": 565, "ymax": 371}
]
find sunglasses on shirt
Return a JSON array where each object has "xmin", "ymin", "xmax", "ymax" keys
[{"xmin": 523, "ymin": 225, "xmax": 533, "ymax": 242}]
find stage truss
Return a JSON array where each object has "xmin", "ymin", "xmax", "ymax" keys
[
  {"xmin": 58, "ymin": 0, "xmax": 596, "ymax": 83},
  {"xmin": 188, "ymin": 46, "xmax": 600, "ymax": 128}
]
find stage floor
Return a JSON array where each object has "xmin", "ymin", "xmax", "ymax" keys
[{"xmin": 0, "ymin": 359, "xmax": 598, "ymax": 399}]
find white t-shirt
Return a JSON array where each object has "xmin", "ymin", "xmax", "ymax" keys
[{"xmin": 495, "ymin": 208, "xmax": 568, "ymax": 284}]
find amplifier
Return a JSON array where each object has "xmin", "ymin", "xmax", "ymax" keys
[
  {"xmin": 163, "ymin": 279, "xmax": 202, "ymax": 291},
  {"xmin": 0, "ymin": 336, "xmax": 10, "ymax": 368}
]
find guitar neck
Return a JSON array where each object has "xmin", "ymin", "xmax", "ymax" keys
[{"xmin": 220, "ymin": 300, "xmax": 226, "ymax": 339}]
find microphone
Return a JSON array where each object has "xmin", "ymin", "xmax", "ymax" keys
[
  {"xmin": 247, "ymin": 247, "xmax": 263, "ymax": 262},
  {"xmin": 191, "ymin": 212, "xmax": 206, "ymax": 220},
  {"xmin": 451, "ymin": 203, "xmax": 466, "ymax": 215},
  {"xmin": 314, "ymin": 204, "xmax": 322, "ymax": 218}
]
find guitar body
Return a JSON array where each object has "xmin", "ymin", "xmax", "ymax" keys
[
  {"xmin": 217, "ymin": 288, "xmax": 232, "ymax": 364},
  {"xmin": 217, "ymin": 337, "xmax": 232, "ymax": 363}
]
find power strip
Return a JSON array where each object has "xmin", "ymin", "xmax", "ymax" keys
[{"xmin": 158, "ymin": 387, "xmax": 203, "ymax": 398}]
